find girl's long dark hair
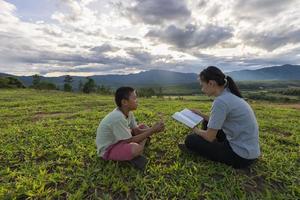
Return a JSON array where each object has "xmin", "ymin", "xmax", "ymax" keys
[{"xmin": 199, "ymin": 66, "xmax": 243, "ymax": 98}]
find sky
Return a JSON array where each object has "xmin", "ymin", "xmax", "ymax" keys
[{"xmin": 0, "ymin": 0, "xmax": 300, "ymax": 76}]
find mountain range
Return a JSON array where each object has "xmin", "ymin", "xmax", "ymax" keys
[{"xmin": 0, "ymin": 64, "xmax": 299, "ymax": 89}]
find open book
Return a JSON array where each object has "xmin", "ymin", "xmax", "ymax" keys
[{"xmin": 172, "ymin": 109, "xmax": 204, "ymax": 128}]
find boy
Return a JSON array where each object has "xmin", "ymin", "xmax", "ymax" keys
[{"xmin": 96, "ymin": 87, "xmax": 164, "ymax": 169}]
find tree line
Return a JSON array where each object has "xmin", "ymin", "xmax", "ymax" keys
[
  {"xmin": 0, "ymin": 75, "xmax": 163, "ymax": 97},
  {"xmin": 0, "ymin": 75, "xmax": 112, "ymax": 94}
]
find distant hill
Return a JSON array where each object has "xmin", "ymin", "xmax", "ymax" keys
[
  {"xmin": 0, "ymin": 72, "xmax": 10, "ymax": 77},
  {"xmin": 89, "ymin": 70, "xmax": 198, "ymax": 87},
  {"xmin": 0, "ymin": 64, "xmax": 299, "ymax": 89},
  {"xmin": 228, "ymin": 64, "xmax": 300, "ymax": 81},
  {"xmin": 3, "ymin": 70, "xmax": 198, "ymax": 90}
]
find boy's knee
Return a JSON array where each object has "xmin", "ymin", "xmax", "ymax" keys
[{"xmin": 130, "ymin": 143, "xmax": 144, "ymax": 157}]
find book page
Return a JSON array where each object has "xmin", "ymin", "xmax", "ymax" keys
[
  {"xmin": 181, "ymin": 109, "xmax": 203, "ymax": 124},
  {"xmin": 172, "ymin": 112, "xmax": 196, "ymax": 128}
]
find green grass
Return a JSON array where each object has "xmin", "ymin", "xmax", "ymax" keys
[{"xmin": 0, "ymin": 89, "xmax": 299, "ymax": 199}]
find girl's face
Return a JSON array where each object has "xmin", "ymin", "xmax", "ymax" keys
[{"xmin": 200, "ymin": 80, "xmax": 216, "ymax": 96}]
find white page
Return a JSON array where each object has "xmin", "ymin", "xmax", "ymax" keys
[
  {"xmin": 172, "ymin": 112, "xmax": 196, "ymax": 128},
  {"xmin": 181, "ymin": 109, "xmax": 203, "ymax": 124}
]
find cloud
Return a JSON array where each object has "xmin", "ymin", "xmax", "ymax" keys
[
  {"xmin": 240, "ymin": 29, "xmax": 300, "ymax": 51},
  {"xmin": 146, "ymin": 24, "xmax": 233, "ymax": 49},
  {"xmin": 117, "ymin": 36, "xmax": 140, "ymax": 43},
  {"xmin": 127, "ymin": 0, "xmax": 191, "ymax": 25},
  {"xmin": 1, "ymin": 0, "xmax": 300, "ymax": 76},
  {"xmin": 52, "ymin": 0, "xmax": 83, "ymax": 23},
  {"xmin": 236, "ymin": 47, "xmax": 300, "ymax": 67},
  {"xmin": 234, "ymin": 0, "xmax": 300, "ymax": 51},
  {"xmin": 51, "ymin": 0, "xmax": 105, "ymax": 37},
  {"xmin": 233, "ymin": 0, "xmax": 296, "ymax": 19},
  {"xmin": 0, "ymin": 0, "xmax": 17, "ymax": 21},
  {"xmin": 126, "ymin": 48, "xmax": 154, "ymax": 64},
  {"xmin": 90, "ymin": 44, "xmax": 120, "ymax": 53},
  {"xmin": 37, "ymin": 24, "xmax": 64, "ymax": 37}
]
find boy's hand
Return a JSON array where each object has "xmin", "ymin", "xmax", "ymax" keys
[
  {"xmin": 157, "ymin": 112, "xmax": 164, "ymax": 121},
  {"xmin": 151, "ymin": 121, "xmax": 165, "ymax": 133}
]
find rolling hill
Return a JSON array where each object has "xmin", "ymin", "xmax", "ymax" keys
[{"xmin": 1, "ymin": 64, "xmax": 299, "ymax": 89}]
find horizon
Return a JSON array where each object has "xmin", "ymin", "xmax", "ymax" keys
[
  {"xmin": 0, "ymin": 64, "xmax": 297, "ymax": 78},
  {"xmin": 1, "ymin": 0, "xmax": 300, "ymax": 76}
]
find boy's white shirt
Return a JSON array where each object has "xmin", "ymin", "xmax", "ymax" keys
[{"xmin": 96, "ymin": 108, "xmax": 137, "ymax": 156}]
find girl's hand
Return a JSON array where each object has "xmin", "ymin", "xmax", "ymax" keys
[
  {"xmin": 190, "ymin": 109, "xmax": 202, "ymax": 116},
  {"xmin": 192, "ymin": 127, "xmax": 200, "ymax": 134}
]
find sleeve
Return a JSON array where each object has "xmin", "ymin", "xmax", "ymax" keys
[
  {"xmin": 207, "ymin": 99, "xmax": 228, "ymax": 130},
  {"xmin": 128, "ymin": 112, "xmax": 138, "ymax": 129},
  {"xmin": 111, "ymin": 118, "xmax": 132, "ymax": 141}
]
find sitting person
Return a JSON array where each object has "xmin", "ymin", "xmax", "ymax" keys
[
  {"xmin": 179, "ymin": 66, "xmax": 260, "ymax": 169},
  {"xmin": 96, "ymin": 86, "xmax": 164, "ymax": 169}
]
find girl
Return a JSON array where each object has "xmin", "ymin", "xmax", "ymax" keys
[{"xmin": 179, "ymin": 66, "xmax": 260, "ymax": 169}]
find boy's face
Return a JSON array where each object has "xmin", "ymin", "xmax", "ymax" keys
[{"xmin": 122, "ymin": 91, "xmax": 138, "ymax": 110}]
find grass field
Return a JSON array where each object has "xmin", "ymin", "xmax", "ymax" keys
[{"xmin": 0, "ymin": 89, "xmax": 299, "ymax": 199}]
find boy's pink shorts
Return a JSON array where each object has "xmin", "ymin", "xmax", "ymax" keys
[
  {"xmin": 102, "ymin": 124, "xmax": 147, "ymax": 161},
  {"xmin": 102, "ymin": 140, "xmax": 133, "ymax": 161}
]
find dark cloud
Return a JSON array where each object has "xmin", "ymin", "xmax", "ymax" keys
[
  {"xmin": 125, "ymin": 48, "xmax": 180, "ymax": 66},
  {"xmin": 197, "ymin": 1, "xmax": 221, "ymax": 18},
  {"xmin": 233, "ymin": 0, "xmax": 296, "ymax": 19},
  {"xmin": 238, "ymin": 47, "xmax": 300, "ymax": 66},
  {"xmin": 58, "ymin": 43, "xmax": 76, "ymax": 48},
  {"xmin": 146, "ymin": 24, "xmax": 233, "ymax": 49},
  {"xmin": 90, "ymin": 44, "xmax": 120, "ymax": 53},
  {"xmin": 0, "ymin": 42, "xmax": 139, "ymax": 68},
  {"xmin": 198, "ymin": 0, "xmax": 209, "ymax": 8},
  {"xmin": 32, "ymin": 51, "xmax": 139, "ymax": 67},
  {"xmin": 127, "ymin": 0, "xmax": 191, "ymax": 25},
  {"xmin": 240, "ymin": 28, "xmax": 300, "ymax": 51},
  {"xmin": 126, "ymin": 48, "xmax": 153, "ymax": 64},
  {"xmin": 117, "ymin": 36, "xmax": 140, "ymax": 43}
]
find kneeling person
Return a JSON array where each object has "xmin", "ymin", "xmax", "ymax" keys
[{"xmin": 96, "ymin": 87, "xmax": 164, "ymax": 164}]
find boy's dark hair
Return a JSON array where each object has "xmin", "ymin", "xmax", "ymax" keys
[
  {"xmin": 199, "ymin": 66, "xmax": 243, "ymax": 98},
  {"xmin": 115, "ymin": 87, "xmax": 135, "ymax": 107}
]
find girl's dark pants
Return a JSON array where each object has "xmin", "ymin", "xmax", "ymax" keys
[{"xmin": 184, "ymin": 121, "xmax": 256, "ymax": 169}]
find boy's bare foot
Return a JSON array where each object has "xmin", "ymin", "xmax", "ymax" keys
[{"xmin": 129, "ymin": 155, "xmax": 148, "ymax": 171}]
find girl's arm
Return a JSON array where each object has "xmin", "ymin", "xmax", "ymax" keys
[
  {"xmin": 201, "ymin": 114, "xmax": 209, "ymax": 122},
  {"xmin": 193, "ymin": 127, "xmax": 218, "ymax": 142}
]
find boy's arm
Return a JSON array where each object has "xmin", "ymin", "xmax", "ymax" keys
[
  {"xmin": 125, "ymin": 122, "xmax": 164, "ymax": 143},
  {"xmin": 125, "ymin": 128, "xmax": 154, "ymax": 143},
  {"xmin": 131, "ymin": 126, "xmax": 150, "ymax": 135}
]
